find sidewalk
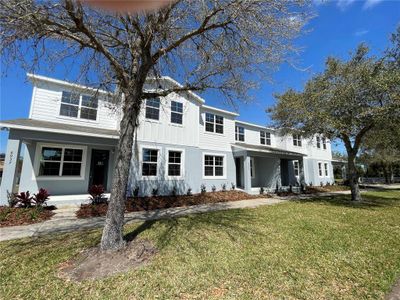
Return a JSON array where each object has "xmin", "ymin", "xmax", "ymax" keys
[{"xmin": 0, "ymin": 197, "xmax": 286, "ymax": 242}]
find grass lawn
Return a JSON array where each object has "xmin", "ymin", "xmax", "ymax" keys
[{"xmin": 1, "ymin": 190, "xmax": 400, "ymax": 299}]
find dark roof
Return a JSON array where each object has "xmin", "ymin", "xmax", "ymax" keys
[
  {"xmin": 232, "ymin": 142, "xmax": 306, "ymax": 158},
  {"xmin": 0, "ymin": 119, "xmax": 119, "ymax": 138}
]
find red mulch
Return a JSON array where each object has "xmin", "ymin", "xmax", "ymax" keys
[
  {"xmin": 76, "ymin": 191, "xmax": 269, "ymax": 219},
  {"xmin": 0, "ymin": 206, "xmax": 55, "ymax": 227}
]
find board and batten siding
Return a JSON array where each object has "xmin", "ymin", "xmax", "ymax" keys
[
  {"xmin": 235, "ymin": 122, "xmax": 277, "ymax": 148},
  {"xmin": 29, "ymin": 81, "xmax": 119, "ymax": 130}
]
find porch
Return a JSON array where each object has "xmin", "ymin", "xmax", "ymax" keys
[
  {"xmin": 0, "ymin": 119, "xmax": 118, "ymax": 205},
  {"xmin": 232, "ymin": 143, "xmax": 306, "ymax": 193}
]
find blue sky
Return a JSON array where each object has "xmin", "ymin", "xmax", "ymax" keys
[{"xmin": 0, "ymin": 0, "xmax": 399, "ymax": 153}]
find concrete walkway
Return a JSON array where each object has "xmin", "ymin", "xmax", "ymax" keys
[{"xmin": 0, "ymin": 197, "xmax": 286, "ymax": 242}]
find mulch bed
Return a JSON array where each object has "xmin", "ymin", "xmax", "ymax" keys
[
  {"xmin": 76, "ymin": 190, "xmax": 268, "ymax": 219},
  {"xmin": 0, "ymin": 206, "xmax": 55, "ymax": 227}
]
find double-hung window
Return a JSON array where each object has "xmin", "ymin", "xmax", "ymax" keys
[
  {"xmin": 294, "ymin": 161, "xmax": 300, "ymax": 177},
  {"xmin": 293, "ymin": 134, "xmax": 302, "ymax": 147},
  {"xmin": 168, "ymin": 151, "xmax": 182, "ymax": 176},
  {"xmin": 142, "ymin": 149, "xmax": 158, "ymax": 176},
  {"xmin": 260, "ymin": 131, "xmax": 271, "ymax": 145},
  {"xmin": 322, "ymin": 137, "xmax": 327, "ymax": 150},
  {"xmin": 205, "ymin": 113, "xmax": 224, "ymax": 134},
  {"xmin": 171, "ymin": 101, "xmax": 183, "ymax": 124},
  {"xmin": 145, "ymin": 98, "xmax": 160, "ymax": 120},
  {"xmin": 316, "ymin": 136, "xmax": 321, "ymax": 149},
  {"xmin": 60, "ymin": 91, "xmax": 98, "ymax": 120},
  {"xmin": 235, "ymin": 126, "xmax": 245, "ymax": 141},
  {"xmin": 324, "ymin": 163, "xmax": 329, "ymax": 176},
  {"xmin": 204, "ymin": 155, "xmax": 224, "ymax": 177},
  {"xmin": 38, "ymin": 145, "xmax": 85, "ymax": 177},
  {"xmin": 318, "ymin": 162, "xmax": 323, "ymax": 177}
]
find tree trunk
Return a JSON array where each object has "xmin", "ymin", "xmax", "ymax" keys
[
  {"xmin": 383, "ymin": 164, "xmax": 390, "ymax": 184},
  {"xmin": 389, "ymin": 164, "xmax": 394, "ymax": 184},
  {"xmin": 347, "ymin": 153, "xmax": 362, "ymax": 201},
  {"xmin": 100, "ymin": 91, "xmax": 141, "ymax": 251}
]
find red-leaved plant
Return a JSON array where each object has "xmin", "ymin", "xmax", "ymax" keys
[
  {"xmin": 15, "ymin": 191, "xmax": 34, "ymax": 208},
  {"xmin": 33, "ymin": 188, "xmax": 50, "ymax": 207},
  {"xmin": 88, "ymin": 185, "xmax": 105, "ymax": 205}
]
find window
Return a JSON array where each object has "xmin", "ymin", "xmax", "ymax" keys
[
  {"xmin": 294, "ymin": 161, "xmax": 300, "ymax": 177},
  {"xmin": 145, "ymin": 98, "xmax": 160, "ymax": 120},
  {"xmin": 293, "ymin": 134, "xmax": 302, "ymax": 147},
  {"xmin": 171, "ymin": 101, "xmax": 183, "ymax": 124},
  {"xmin": 324, "ymin": 163, "xmax": 329, "ymax": 177},
  {"xmin": 142, "ymin": 149, "xmax": 158, "ymax": 176},
  {"xmin": 322, "ymin": 137, "xmax": 327, "ymax": 150},
  {"xmin": 38, "ymin": 145, "xmax": 84, "ymax": 177},
  {"xmin": 318, "ymin": 162, "xmax": 323, "ymax": 177},
  {"xmin": 316, "ymin": 136, "xmax": 321, "ymax": 149},
  {"xmin": 204, "ymin": 155, "xmax": 224, "ymax": 177},
  {"xmin": 60, "ymin": 91, "xmax": 98, "ymax": 120},
  {"xmin": 235, "ymin": 126, "xmax": 245, "ymax": 141},
  {"xmin": 250, "ymin": 157, "xmax": 255, "ymax": 178},
  {"xmin": 168, "ymin": 151, "xmax": 182, "ymax": 176},
  {"xmin": 205, "ymin": 113, "xmax": 224, "ymax": 134},
  {"xmin": 260, "ymin": 131, "xmax": 271, "ymax": 145}
]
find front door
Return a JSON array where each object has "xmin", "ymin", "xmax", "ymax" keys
[
  {"xmin": 235, "ymin": 157, "xmax": 242, "ymax": 188},
  {"xmin": 89, "ymin": 149, "xmax": 109, "ymax": 189}
]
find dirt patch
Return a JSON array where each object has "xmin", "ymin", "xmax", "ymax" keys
[
  {"xmin": 0, "ymin": 206, "xmax": 55, "ymax": 227},
  {"xmin": 386, "ymin": 277, "xmax": 400, "ymax": 300},
  {"xmin": 59, "ymin": 239, "xmax": 157, "ymax": 281},
  {"xmin": 77, "ymin": 191, "xmax": 268, "ymax": 218}
]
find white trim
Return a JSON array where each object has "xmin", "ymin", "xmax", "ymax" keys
[
  {"xmin": 139, "ymin": 145, "xmax": 162, "ymax": 180},
  {"xmin": 202, "ymin": 152, "xmax": 227, "ymax": 179},
  {"xmin": 293, "ymin": 160, "xmax": 300, "ymax": 178},
  {"xmin": 33, "ymin": 142, "xmax": 87, "ymax": 181},
  {"xmin": 318, "ymin": 161, "xmax": 323, "ymax": 177},
  {"xmin": 28, "ymin": 86, "xmax": 37, "ymax": 119},
  {"xmin": 324, "ymin": 162, "xmax": 329, "ymax": 177},
  {"xmin": 235, "ymin": 120, "xmax": 275, "ymax": 131},
  {"xmin": 0, "ymin": 122, "xmax": 119, "ymax": 139},
  {"xmin": 165, "ymin": 147, "xmax": 185, "ymax": 180},
  {"xmin": 203, "ymin": 112, "xmax": 225, "ymax": 135},
  {"xmin": 58, "ymin": 92, "xmax": 99, "ymax": 123},
  {"xmin": 202, "ymin": 104, "xmax": 239, "ymax": 117},
  {"xmin": 170, "ymin": 100, "xmax": 184, "ymax": 126},
  {"xmin": 250, "ymin": 157, "xmax": 255, "ymax": 179}
]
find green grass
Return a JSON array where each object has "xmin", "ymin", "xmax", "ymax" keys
[{"xmin": 1, "ymin": 190, "xmax": 400, "ymax": 299}]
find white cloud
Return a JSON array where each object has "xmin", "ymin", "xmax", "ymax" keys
[
  {"xmin": 336, "ymin": 0, "xmax": 356, "ymax": 11},
  {"xmin": 354, "ymin": 29, "xmax": 369, "ymax": 36},
  {"xmin": 363, "ymin": 0, "xmax": 384, "ymax": 9}
]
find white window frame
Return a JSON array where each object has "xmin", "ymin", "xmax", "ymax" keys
[
  {"xmin": 294, "ymin": 160, "xmax": 300, "ymax": 177},
  {"xmin": 204, "ymin": 112, "xmax": 224, "ymax": 134},
  {"xmin": 203, "ymin": 153, "xmax": 227, "ymax": 179},
  {"xmin": 318, "ymin": 161, "xmax": 323, "ymax": 177},
  {"xmin": 139, "ymin": 145, "xmax": 162, "ymax": 179},
  {"xmin": 260, "ymin": 131, "xmax": 271, "ymax": 145},
  {"xmin": 293, "ymin": 134, "xmax": 302, "ymax": 147},
  {"xmin": 250, "ymin": 157, "xmax": 255, "ymax": 178},
  {"xmin": 145, "ymin": 98, "xmax": 161, "ymax": 121},
  {"xmin": 316, "ymin": 136, "xmax": 321, "ymax": 149},
  {"xmin": 324, "ymin": 162, "xmax": 329, "ymax": 177},
  {"xmin": 58, "ymin": 91, "xmax": 99, "ymax": 122},
  {"xmin": 34, "ymin": 143, "xmax": 87, "ymax": 181},
  {"xmin": 322, "ymin": 137, "xmax": 327, "ymax": 150},
  {"xmin": 165, "ymin": 148, "xmax": 185, "ymax": 180},
  {"xmin": 170, "ymin": 101, "xmax": 184, "ymax": 125},
  {"xmin": 235, "ymin": 126, "xmax": 245, "ymax": 142}
]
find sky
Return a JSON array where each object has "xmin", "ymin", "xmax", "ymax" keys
[{"xmin": 0, "ymin": 0, "xmax": 399, "ymax": 153}]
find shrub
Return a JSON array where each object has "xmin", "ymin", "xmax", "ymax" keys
[
  {"xmin": 33, "ymin": 188, "xmax": 50, "ymax": 207},
  {"xmin": 88, "ymin": 185, "xmax": 105, "ymax": 205},
  {"xmin": 231, "ymin": 183, "xmax": 236, "ymax": 190},
  {"xmin": 275, "ymin": 183, "xmax": 279, "ymax": 194},
  {"xmin": 186, "ymin": 188, "xmax": 192, "ymax": 196},
  {"xmin": 15, "ymin": 191, "xmax": 33, "ymax": 208},
  {"xmin": 7, "ymin": 190, "xmax": 18, "ymax": 207},
  {"xmin": 133, "ymin": 186, "xmax": 140, "ymax": 197},
  {"xmin": 260, "ymin": 187, "xmax": 264, "ymax": 195},
  {"xmin": 289, "ymin": 185, "xmax": 293, "ymax": 193},
  {"xmin": 309, "ymin": 182, "xmax": 313, "ymax": 187},
  {"xmin": 221, "ymin": 183, "xmax": 227, "ymax": 192},
  {"xmin": 211, "ymin": 185, "xmax": 216, "ymax": 192},
  {"xmin": 200, "ymin": 184, "xmax": 206, "ymax": 194},
  {"xmin": 152, "ymin": 188, "xmax": 159, "ymax": 197},
  {"xmin": 320, "ymin": 181, "xmax": 324, "ymax": 187},
  {"xmin": 171, "ymin": 186, "xmax": 177, "ymax": 197}
]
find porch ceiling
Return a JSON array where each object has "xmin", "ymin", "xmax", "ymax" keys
[
  {"xmin": 232, "ymin": 142, "xmax": 306, "ymax": 159},
  {"xmin": 0, "ymin": 118, "xmax": 119, "ymax": 139}
]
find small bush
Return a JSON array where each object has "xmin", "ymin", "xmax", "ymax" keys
[
  {"xmin": 15, "ymin": 191, "xmax": 33, "ymax": 208},
  {"xmin": 33, "ymin": 188, "xmax": 50, "ymax": 207},
  {"xmin": 275, "ymin": 183, "xmax": 279, "ymax": 194},
  {"xmin": 200, "ymin": 184, "xmax": 206, "ymax": 194},
  {"xmin": 211, "ymin": 185, "xmax": 216, "ymax": 193},
  {"xmin": 320, "ymin": 181, "xmax": 324, "ymax": 187},
  {"xmin": 231, "ymin": 183, "xmax": 236, "ymax": 190},
  {"xmin": 260, "ymin": 187, "xmax": 264, "ymax": 195},
  {"xmin": 221, "ymin": 183, "xmax": 227, "ymax": 192},
  {"xmin": 7, "ymin": 191, "xmax": 18, "ymax": 208},
  {"xmin": 289, "ymin": 185, "xmax": 293, "ymax": 193},
  {"xmin": 186, "ymin": 188, "xmax": 192, "ymax": 196},
  {"xmin": 152, "ymin": 188, "xmax": 159, "ymax": 197},
  {"xmin": 309, "ymin": 182, "xmax": 313, "ymax": 187},
  {"xmin": 171, "ymin": 187, "xmax": 177, "ymax": 197},
  {"xmin": 88, "ymin": 185, "xmax": 105, "ymax": 205},
  {"xmin": 133, "ymin": 186, "xmax": 140, "ymax": 197}
]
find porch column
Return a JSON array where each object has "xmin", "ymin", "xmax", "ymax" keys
[
  {"xmin": 243, "ymin": 155, "xmax": 252, "ymax": 192},
  {"xmin": 0, "ymin": 137, "xmax": 22, "ymax": 205},
  {"xmin": 299, "ymin": 158, "xmax": 306, "ymax": 186}
]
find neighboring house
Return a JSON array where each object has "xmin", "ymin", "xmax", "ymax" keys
[{"xmin": 0, "ymin": 74, "xmax": 334, "ymax": 204}]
